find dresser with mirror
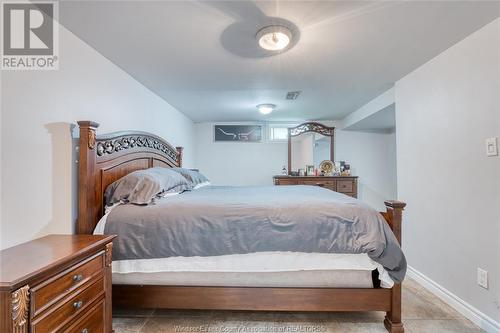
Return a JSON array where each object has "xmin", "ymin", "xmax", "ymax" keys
[{"xmin": 273, "ymin": 122, "xmax": 358, "ymax": 198}]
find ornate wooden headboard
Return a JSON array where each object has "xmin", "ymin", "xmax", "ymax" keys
[{"xmin": 77, "ymin": 121, "xmax": 183, "ymax": 234}]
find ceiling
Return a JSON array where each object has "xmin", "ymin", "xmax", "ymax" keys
[
  {"xmin": 343, "ymin": 104, "xmax": 395, "ymax": 133},
  {"xmin": 59, "ymin": 1, "xmax": 500, "ymax": 122}
]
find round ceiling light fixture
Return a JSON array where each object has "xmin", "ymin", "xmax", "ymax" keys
[
  {"xmin": 256, "ymin": 25, "xmax": 292, "ymax": 51},
  {"xmin": 257, "ymin": 103, "xmax": 276, "ymax": 115}
]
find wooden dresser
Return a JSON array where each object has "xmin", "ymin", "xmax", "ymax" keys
[
  {"xmin": 273, "ymin": 175, "xmax": 358, "ymax": 198},
  {"xmin": 0, "ymin": 234, "xmax": 115, "ymax": 333}
]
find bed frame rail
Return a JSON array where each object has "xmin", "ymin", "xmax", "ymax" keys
[{"xmin": 113, "ymin": 286, "xmax": 392, "ymax": 312}]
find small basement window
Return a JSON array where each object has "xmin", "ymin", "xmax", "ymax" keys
[
  {"xmin": 268, "ymin": 124, "xmax": 299, "ymax": 142},
  {"xmin": 269, "ymin": 127, "xmax": 289, "ymax": 141}
]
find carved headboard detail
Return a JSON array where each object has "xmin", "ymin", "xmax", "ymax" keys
[{"xmin": 77, "ymin": 121, "xmax": 183, "ymax": 234}]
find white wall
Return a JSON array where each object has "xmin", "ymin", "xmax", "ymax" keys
[
  {"xmin": 0, "ymin": 70, "xmax": 3, "ymax": 250},
  {"xmin": 341, "ymin": 88, "xmax": 395, "ymax": 129},
  {"xmin": 0, "ymin": 23, "xmax": 195, "ymax": 250},
  {"xmin": 195, "ymin": 122, "xmax": 397, "ymax": 211},
  {"xmin": 396, "ymin": 18, "xmax": 500, "ymax": 326},
  {"xmin": 336, "ymin": 130, "xmax": 397, "ymax": 211},
  {"xmin": 194, "ymin": 123, "xmax": 287, "ymax": 186}
]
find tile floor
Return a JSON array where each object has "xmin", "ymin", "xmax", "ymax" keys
[{"xmin": 113, "ymin": 278, "xmax": 484, "ymax": 333}]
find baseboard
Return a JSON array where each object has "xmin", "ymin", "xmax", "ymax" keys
[{"xmin": 407, "ymin": 266, "xmax": 500, "ymax": 333}]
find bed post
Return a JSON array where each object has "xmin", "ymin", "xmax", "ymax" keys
[
  {"xmin": 77, "ymin": 121, "xmax": 99, "ymax": 234},
  {"xmin": 176, "ymin": 146, "xmax": 183, "ymax": 167},
  {"xmin": 383, "ymin": 200, "xmax": 406, "ymax": 333}
]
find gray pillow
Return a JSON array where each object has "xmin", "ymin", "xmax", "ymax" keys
[
  {"xmin": 105, "ymin": 167, "xmax": 192, "ymax": 205},
  {"xmin": 172, "ymin": 168, "xmax": 209, "ymax": 186}
]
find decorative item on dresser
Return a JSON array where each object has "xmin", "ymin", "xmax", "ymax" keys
[
  {"xmin": 0, "ymin": 234, "xmax": 115, "ymax": 333},
  {"xmin": 273, "ymin": 175, "xmax": 358, "ymax": 198}
]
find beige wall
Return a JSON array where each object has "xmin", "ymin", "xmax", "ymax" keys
[{"xmin": 0, "ymin": 23, "xmax": 195, "ymax": 250}]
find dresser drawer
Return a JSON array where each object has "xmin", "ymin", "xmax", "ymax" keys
[
  {"xmin": 32, "ymin": 277, "xmax": 104, "ymax": 333},
  {"xmin": 274, "ymin": 176, "xmax": 357, "ymax": 196},
  {"xmin": 336, "ymin": 180, "xmax": 353, "ymax": 193},
  {"xmin": 31, "ymin": 252, "xmax": 105, "ymax": 316},
  {"xmin": 301, "ymin": 180, "xmax": 335, "ymax": 187},
  {"xmin": 65, "ymin": 299, "xmax": 105, "ymax": 333},
  {"xmin": 276, "ymin": 179, "xmax": 298, "ymax": 185}
]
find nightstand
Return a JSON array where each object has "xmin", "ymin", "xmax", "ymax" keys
[{"xmin": 0, "ymin": 234, "xmax": 116, "ymax": 333}]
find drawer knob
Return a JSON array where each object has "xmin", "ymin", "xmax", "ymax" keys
[
  {"xmin": 73, "ymin": 300, "xmax": 83, "ymax": 310},
  {"xmin": 73, "ymin": 274, "xmax": 83, "ymax": 282},
  {"xmin": 82, "ymin": 329, "xmax": 89, "ymax": 333}
]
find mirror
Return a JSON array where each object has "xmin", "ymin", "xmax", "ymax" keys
[
  {"xmin": 291, "ymin": 133, "xmax": 330, "ymax": 171},
  {"xmin": 288, "ymin": 122, "xmax": 334, "ymax": 175}
]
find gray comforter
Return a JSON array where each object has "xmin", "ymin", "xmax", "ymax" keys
[{"xmin": 104, "ymin": 185, "xmax": 406, "ymax": 282}]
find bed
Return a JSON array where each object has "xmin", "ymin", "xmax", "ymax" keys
[{"xmin": 77, "ymin": 121, "xmax": 406, "ymax": 333}]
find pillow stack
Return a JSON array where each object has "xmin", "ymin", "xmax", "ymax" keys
[{"xmin": 104, "ymin": 167, "xmax": 210, "ymax": 206}]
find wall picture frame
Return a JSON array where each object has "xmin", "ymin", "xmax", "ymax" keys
[
  {"xmin": 306, "ymin": 165, "xmax": 315, "ymax": 176},
  {"xmin": 214, "ymin": 125, "xmax": 262, "ymax": 142}
]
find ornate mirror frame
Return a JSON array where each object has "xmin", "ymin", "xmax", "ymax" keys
[{"xmin": 287, "ymin": 122, "xmax": 335, "ymax": 175}]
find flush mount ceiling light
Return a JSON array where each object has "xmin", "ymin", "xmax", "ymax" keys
[
  {"xmin": 257, "ymin": 104, "xmax": 276, "ymax": 115},
  {"xmin": 256, "ymin": 25, "xmax": 292, "ymax": 51}
]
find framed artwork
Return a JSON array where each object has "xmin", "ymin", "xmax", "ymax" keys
[{"xmin": 214, "ymin": 125, "xmax": 262, "ymax": 142}]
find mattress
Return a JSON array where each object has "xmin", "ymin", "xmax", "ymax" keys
[
  {"xmin": 95, "ymin": 211, "xmax": 394, "ymax": 288},
  {"xmin": 112, "ymin": 270, "xmax": 375, "ymax": 288}
]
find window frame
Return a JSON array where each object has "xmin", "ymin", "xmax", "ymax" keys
[{"xmin": 267, "ymin": 123, "xmax": 300, "ymax": 143}]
